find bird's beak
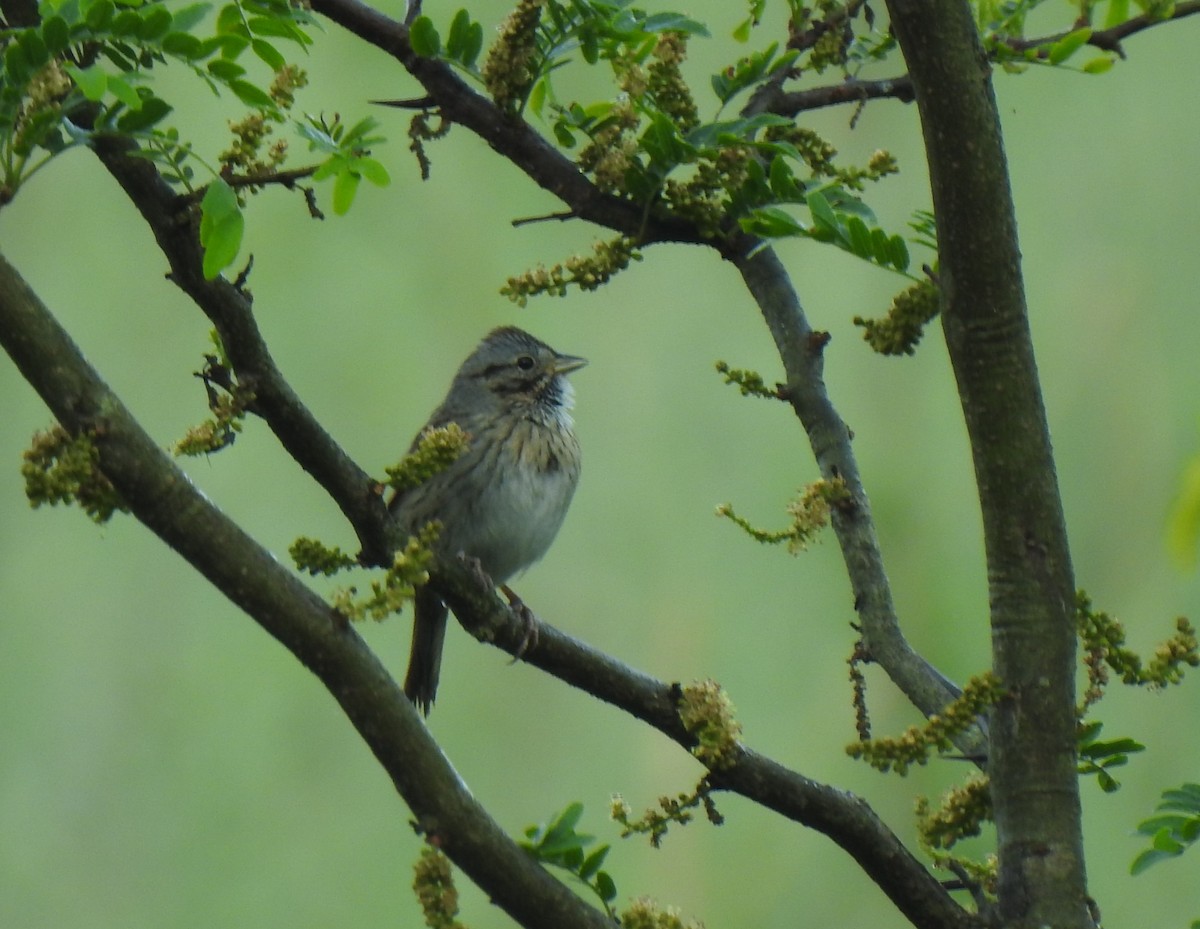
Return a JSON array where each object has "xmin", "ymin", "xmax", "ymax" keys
[{"xmin": 553, "ymin": 353, "xmax": 588, "ymax": 375}]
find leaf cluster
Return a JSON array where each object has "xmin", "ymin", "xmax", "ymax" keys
[
  {"xmin": 520, "ymin": 803, "xmax": 618, "ymax": 917},
  {"xmin": 1132, "ymin": 783, "xmax": 1200, "ymax": 877},
  {"xmin": 0, "ymin": 0, "xmax": 314, "ymax": 195},
  {"xmin": 1076, "ymin": 720, "xmax": 1144, "ymax": 793}
]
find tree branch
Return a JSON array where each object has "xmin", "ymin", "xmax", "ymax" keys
[
  {"xmin": 733, "ymin": 246, "xmax": 983, "ymax": 752},
  {"xmin": 0, "ymin": 248, "xmax": 976, "ymax": 929},
  {"xmin": 309, "ymin": 0, "xmax": 705, "ymax": 248},
  {"xmin": 0, "ymin": 249, "xmax": 617, "ymax": 929},
  {"xmin": 89, "ymin": 134, "xmax": 392, "ymax": 562},
  {"xmin": 1009, "ymin": 0, "xmax": 1200, "ymax": 56},
  {"xmin": 884, "ymin": 0, "xmax": 1089, "ymax": 924},
  {"xmin": 753, "ymin": 75, "xmax": 916, "ymax": 117}
]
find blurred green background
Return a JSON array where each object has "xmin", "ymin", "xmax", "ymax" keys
[{"xmin": 3, "ymin": 2, "xmax": 1200, "ymax": 926}]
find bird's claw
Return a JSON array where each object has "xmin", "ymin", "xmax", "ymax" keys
[{"xmin": 500, "ymin": 584, "xmax": 538, "ymax": 663}]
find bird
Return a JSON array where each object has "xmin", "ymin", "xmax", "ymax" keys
[{"xmin": 390, "ymin": 326, "xmax": 586, "ymax": 714}]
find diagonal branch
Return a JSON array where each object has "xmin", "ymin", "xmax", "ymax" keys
[
  {"xmin": 0, "ymin": 250, "xmax": 614, "ymax": 929},
  {"xmin": 0, "ymin": 249, "xmax": 976, "ymax": 929},
  {"xmin": 734, "ymin": 245, "xmax": 982, "ymax": 753},
  {"xmin": 1008, "ymin": 0, "xmax": 1200, "ymax": 56},
  {"xmin": 89, "ymin": 134, "xmax": 392, "ymax": 562},
  {"xmin": 309, "ymin": 0, "xmax": 704, "ymax": 248}
]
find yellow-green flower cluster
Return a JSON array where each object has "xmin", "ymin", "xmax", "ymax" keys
[
  {"xmin": 412, "ymin": 847, "xmax": 466, "ymax": 929},
  {"xmin": 174, "ymin": 388, "xmax": 248, "ymax": 456},
  {"xmin": 647, "ymin": 32, "xmax": 698, "ymax": 134},
  {"xmin": 916, "ymin": 775, "xmax": 992, "ymax": 851},
  {"xmin": 22, "ymin": 425, "xmax": 127, "ymax": 524},
  {"xmin": 661, "ymin": 146, "xmax": 756, "ymax": 239},
  {"xmin": 500, "ymin": 236, "xmax": 641, "ymax": 305},
  {"xmin": 611, "ymin": 785, "xmax": 723, "ymax": 848},
  {"xmin": 714, "ymin": 360, "xmax": 778, "ymax": 399},
  {"xmin": 847, "ymin": 671, "xmax": 1004, "ymax": 774},
  {"xmin": 219, "ymin": 67, "xmax": 304, "ymax": 176},
  {"xmin": 621, "ymin": 896, "xmax": 706, "ymax": 929},
  {"xmin": 269, "ymin": 64, "xmax": 307, "ymax": 111},
  {"xmin": 765, "ymin": 124, "xmax": 838, "ymax": 176},
  {"xmin": 386, "ymin": 423, "xmax": 470, "ymax": 494},
  {"xmin": 289, "ymin": 537, "xmax": 358, "ymax": 576},
  {"xmin": 678, "ymin": 679, "xmax": 742, "ymax": 769},
  {"xmin": 853, "ymin": 278, "xmax": 940, "ymax": 356},
  {"xmin": 331, "ymin": 523, "xmax": 439, "ymax": 622},
  {"xmin": 716, "ymin": 477, "xmax": 849, "ymax": 554},
  {"xmin": 1076, "ymin": 590, "xmax": 1199, "ymax": 698},
  {"xmin": 11, "ymin": 62, "xmax": 71, "ymax": 170},
  {"xmin": 483, "ymin": 0, "xmax": 544, "ymax": 112},
  {"xmin": 577, "ymin": 103, "xmax": 641, "ymax": 193}
]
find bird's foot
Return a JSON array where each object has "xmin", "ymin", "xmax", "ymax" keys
[{"xmin": 500, "ymin": 584, "xmax": 538, "ymax": 662}]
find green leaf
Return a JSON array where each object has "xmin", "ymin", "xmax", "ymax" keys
[
  {"xmin": 138, "ymin": 5, "xmax": 173, "ymax": 40},
  {"xmin": 640, "ymin": 12, "xmax": 709, "ymax": 36},
  {"xmin": 207, "ymin": 58, "xmax": 245, "ymax": 80},
  {"xmin": 116, "ymin": 94, "xmax": 171, "ymax": 130},
  {"xmin": 887, "ymin": 234, "xmax": 910, "ymax": 271},
  {"xmin": 1104, "ymin": 0, "xmax": 1130, "ymax": 26},
  {"xmin": 1081, "ymin": 55, "xmax": 1115, "ymax": 74},
  {"xmin": 578, "ymin": 844, "xmax": 610, "ymax": 880},
  {"xmin": 41, "ymin": 16, "xmax": 70, "ymax": 53},
  {"xmin": 462, "ymin": 20, "xmax": 483, "ymax": 67},
  {"xmin": 199, "ymin": 178, "xmax": 244, "ymax": 279},
  {"xmin": 846, "ymin": 215, "xmax": 872, "ymax": 259},
  {"xmin": 331, "ymin": 168, "xmax": 360, "ymax": 214},
  {"xmin": 170, "ymin": 2, "xmax": 212, "ymax": 34},
  {"xmin": 105, "ymin": 74, "xmax": 142, "ymax": 108},
  {"xmin": 409, "ymin": 15, "xmax": 440, "ymax": 57},
  {"xmin": 1132, "ymin": 846, "xmax": 1178, "ymax": 875},
  {"xmin": 806, "ymin": 189, "xmax": 841, "ymax": 236},
  {"xmin": 251, "ymin": 37, "xmax": 285, "ymax": 70},
  {"xmin": 65, "ymin": 63, "xmax": 108, "ymax": 101},
  {"xmin": 732, "ymin": 17, "xmax": 753, "ymax": 42},
  {"xmin": 228, "ymin": 78, "xmax": 275, "ymax": 109},
  {"xmin": 1152, "ymin": 828, "xmax": 1185, "ymax": 853},
  {"xmin": 109, "ymin": 9, "xmax": 143, "ymax": 36},
  {"xmin": 594, "ymin": 871, "xmax": 617, "ymax": 902},
  {"xmin": 767, "ymin": 154, "xmax": 800, "ymax": 200},
  {"xmin": 446, "ymin": 8, "xmax": 470, "ymax": 59},
  {"xmin": 84, "ymin": 0, "xmax": 115, "ymax": 30},
  {"xmin": 528, "ymin": 78, "xmax": 548, "ymax": 120},
  {"xmin": 162, "ymin": 31, "xmax": 204, "ymax": 58},
  {"xmin": 1047, "ymin": 27, "xmax": 1092, "ymax": 65},
  {"xmin": 246, "ymin": 15, "xmax": 300, "ymax": 39},
  {"xmin": 216, "ymin": 3, "xmax": 243, "ymax": 36},
  {"xmin": 354, "ymin": 157, "xmax": 390, "ymax": 187},
  {"xmin": 739, "ymin": 206, "xmax": 804, "ymax": 238},
  {"xmin": 18, "ymin": 30, "xmax": 50, "ymax": 71},
  {"xmin": 553, "ymin": 120, "xmax": 576, "ymax": 148}
]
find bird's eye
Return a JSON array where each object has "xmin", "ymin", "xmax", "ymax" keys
[{"xmin": 516, "ymin": 355, "xmax": 536, "ymax": 371}]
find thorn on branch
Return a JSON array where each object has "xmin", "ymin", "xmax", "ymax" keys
[
  {"xmin": 371, "ymin": 95, "xmax": 437, "ymax": 109},
  {"xmin": 511, "ymin": 210, "xmax": 579, "ymax": 227}
]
